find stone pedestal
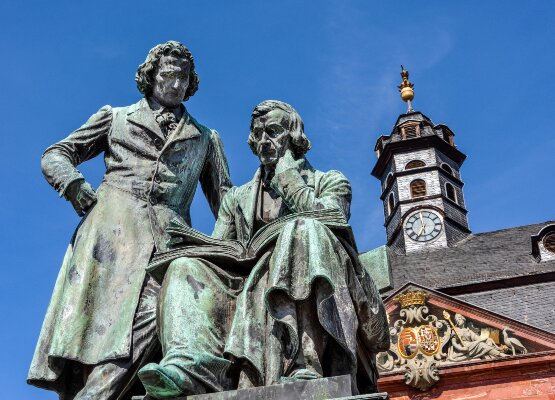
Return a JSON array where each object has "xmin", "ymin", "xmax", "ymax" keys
[{"xmin": 132, "ymin": 375, "xmax": 389, "ymax": 400}]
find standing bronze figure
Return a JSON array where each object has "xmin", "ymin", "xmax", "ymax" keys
[{"xmin": 28, "ymin": 41, "xmax": 231, "ymax": 399}]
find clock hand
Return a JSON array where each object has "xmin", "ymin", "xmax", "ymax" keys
[
  {"xmin": 417, "ymin": 213, "xmax": 426, "ymax": 236},
  {"xmin": 418, "ymin": 222, "xmax": 426, "ymax": 237}
]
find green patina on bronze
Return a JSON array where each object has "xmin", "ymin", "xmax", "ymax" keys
[
  {"xmin": 359, "ymin": 246, "xmax": 392, "ymax": 292},
  {"xmin": 28, "ymin": 41, "xmax": 232, "ymax": 399},
  {"xmin": 138, "ymin": 100, "xmax": 390, "ymax": 398}
]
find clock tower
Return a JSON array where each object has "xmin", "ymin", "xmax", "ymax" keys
[{"xmin": 371, "ymin": 67, "xmax": 470, "ymax": 254}]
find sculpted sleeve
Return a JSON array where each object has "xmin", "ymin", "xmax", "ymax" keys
[
  {"xmin": 41, "ymin": 105, "xmax": 112, "ymax": 196},
  {"xmin": 211, "ymin": 187, "xmax": 237, "ymax": 240},
  {"xmin": 200, "ymin": 129, "xmax": 232, "ymax": 218},
  {"xmin": 270, "ymin": 154, "xmax": 352, "ymax": 221}
]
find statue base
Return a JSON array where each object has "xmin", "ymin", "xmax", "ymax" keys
[{"xmin": 132, "ymin": 375, "xmax": 389, "ymax": 400}]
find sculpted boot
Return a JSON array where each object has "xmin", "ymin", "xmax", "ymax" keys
[{"xmin": 138, "ymin": 363, "xmax": 205, "ymax": 398}]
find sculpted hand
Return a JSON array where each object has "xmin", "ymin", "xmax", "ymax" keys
[
  {"xmin": 66, "ymin": 180, "xmax": 97, "ymax": 216},
  {"xmin": 275, "ymin": 148, "xmax": 302, "ymax": 174}
]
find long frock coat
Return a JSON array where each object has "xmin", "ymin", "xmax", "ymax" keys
[
  {"xmin": 211, "ymin": 157, "xmax": 390, "ymax": 389},
  {"xmin": 28, "ymin": 98, "xmax": 231, "ymax": 391}
]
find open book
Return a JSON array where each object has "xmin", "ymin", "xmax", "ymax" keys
[{"xmin": 147, "ymin": 208, "xmax": 349, "ymax": 282}]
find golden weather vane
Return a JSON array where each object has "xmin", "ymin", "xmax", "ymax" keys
[{"xmin": 398, "ymin": 65, "xmax": 415, "ymax": 113}]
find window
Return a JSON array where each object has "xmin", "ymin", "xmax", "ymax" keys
[
  {"xmin": 386, "ymin": 173, "xmax": 394, "ymax": 187},
  {"xmin": 410, "ymin": 179, "xmax": 427, "ymax": 198},
  {"xmin": 441, "ymin": 163, "xmax": 454, "ymax": 175},
  {"xmin": 445, "ymin": 182, "xmax": 457, "ymax": 203},
  {"xmin": 388, "ymin": 193, "xmax": 395, "ymax": 215},
  {"xmin": 544, "ymin": 233, "xmax": 555, "ymax": 254},
  {"xmin": 406, "ymin": 160, "xmax": 426, "ymax": 170},
  {"xmin": 401, "ymin": 123, "xmax": 420, "ymax": 139}
]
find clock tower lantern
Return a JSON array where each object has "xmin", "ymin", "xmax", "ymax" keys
[{"xmin": 371, "ymin": 67, "xmax": 470, "ymax": 254}]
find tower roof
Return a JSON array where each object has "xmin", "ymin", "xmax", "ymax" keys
[
  {"xmin": 372, "ymin": 67, "xmax": 466, "ymax": 178},
  {"xmin": 371, "ymin": 110, "xmax": 466, "ymax": 178}
]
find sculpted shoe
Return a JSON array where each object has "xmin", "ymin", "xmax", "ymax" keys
[
  {"xmin": 138, "ymin": 363, "xmax": 202, "ymax": 398},
  {"xmin": 280, "ymin": 368, "xmax": 322, "ymax": 383}
]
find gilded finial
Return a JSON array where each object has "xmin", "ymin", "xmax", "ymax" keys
[{"xmin": 398, "ymin": 65, "xmax": 415, "ymax": 113}]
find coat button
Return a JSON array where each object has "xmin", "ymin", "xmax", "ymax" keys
[
  {"xmin": 154, "ymin": 138, "xmax": 163, "ymax": 148},
  {"xmin": 154, "ymin": 175, "xmax": 161, "ymax": 183}
]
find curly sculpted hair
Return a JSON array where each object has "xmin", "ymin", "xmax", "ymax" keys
[
  {"xmin": 248, "ymin": 100, "xmax": 311, "ymax": 157},
  {"xmin": 135, "ymin": 41, "xmax": 199, "ymax": 102}
]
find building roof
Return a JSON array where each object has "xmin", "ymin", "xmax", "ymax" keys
[
  {"xmin": 383, "ymin": 221, "xmax": 555, "ymax": 295},
  {"xmin": 359, "ymin": 221, "xmax": 555, "ymax": 332}
]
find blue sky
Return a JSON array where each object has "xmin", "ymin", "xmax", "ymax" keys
[{"xmin": 1, "ymin": 1, "xmax": 554, "ymax": 398}]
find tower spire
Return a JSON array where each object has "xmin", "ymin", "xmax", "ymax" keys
[{"xmin": 398, "ymin": 65, "xmax": 415, "ymax": 113}]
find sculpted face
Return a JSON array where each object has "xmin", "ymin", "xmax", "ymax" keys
[
  {"xmin": 252, "ymin": 109, "xmax": 291, "ymax": 166},
  {"xmin": 455, "ymin": 314, "xmax": 465, "ymax": 327},
  {"xmin": 151, "ymin": 55, "xmax": 190, "ymax": 108}
]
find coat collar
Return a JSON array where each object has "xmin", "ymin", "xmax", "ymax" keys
[
  {"xmin": 126, "ymin": 98, "xmax": 165, "ymax": 140},
  {"xmin": 126, "ymin": 98, "xmax": 202, "ymax": 144}
]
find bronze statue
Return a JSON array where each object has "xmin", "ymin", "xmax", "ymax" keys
[
  {"xmin": 28, "ymin": 41, "xmax": 231, "ymax": 399},
  {"xmin": 138, "ymin": 100, "xmax": 390, "ymax": 398}
]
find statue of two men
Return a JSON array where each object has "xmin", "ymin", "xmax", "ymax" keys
[{"xmin": 29, "ymin": 41, "xmax": 389, "ymax": 400}]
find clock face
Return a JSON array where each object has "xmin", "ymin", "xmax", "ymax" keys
[{"xmin": 405, "ymin": 211, "xmax": 442, "ymax": 242}]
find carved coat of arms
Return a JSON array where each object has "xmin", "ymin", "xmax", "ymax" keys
[{"xmin": 377, "ymin": 289, "xmax": 528, "ymax": 392}]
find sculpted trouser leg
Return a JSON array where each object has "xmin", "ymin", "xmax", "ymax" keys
[
  {"xmin": 73, "ymin": 275, "xmax": 160, "ymax": 400},
  {"xmin": 292, "ymin": 295, "xmax": 328, "ymax": 378},
  {"xmin": 139, "ymin": 258, "xmax": 239, "ymax": 398}
]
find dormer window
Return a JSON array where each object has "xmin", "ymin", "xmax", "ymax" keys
[
  {"xmin": 445, "ymin": 182, "xmax": 457, "ymax": 203},
  {"xmin": 410, "ymin": 179, "xmax": 427, "ymax": 198},
  {"xmin": 406, "ymin": 160, "xmax": 426, "ymax": 170},
  {"xmin": 531, "ymin": 225, "xmax": 555, "ymax": 262},
  {"xmin": 544, "ymin": 233, "xmax": 555, "ymax": 254},
  {"xmin": 400, "ymin": 123, "xmax": 420, "ymax": 140}
]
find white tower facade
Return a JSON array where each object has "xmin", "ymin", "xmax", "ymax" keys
[{"xmin": 372, "ymin": 112, "xmax": 470, "ymax": 254}]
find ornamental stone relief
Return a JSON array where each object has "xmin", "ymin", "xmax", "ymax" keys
[{"xmin": 377, "ymin": 290, "xmax": 528, "ymax": 391}]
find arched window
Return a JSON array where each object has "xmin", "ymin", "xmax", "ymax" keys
[
  {"xmin": 388, "ymin": 193, "xmax": 395, "ymax": 215},
  {"xmin": 543, "ymin": 233, "xmax": 555, "ymax": 254},
  {"xmin": 441, "ymin": 163, "xmax": 454, "ymax": 175},
  {"xmin": 445, "ymin": 182, "xmax": 457, "ymax": 203},
  {"xmin": 386, "ymin": 173, "xmax": 394, "ymax": 187},
  {"xmin": 405, "ymin": 160, "xmax": 426, "ymax": 170},
  {"xmin": 410, "ymin": 179, "xmax": 427, "ymax": 198}
]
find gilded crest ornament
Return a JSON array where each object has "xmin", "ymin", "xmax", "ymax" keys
[{"xmin": 378, "ymin": 288, "xmax": 528, "ymax": 392}]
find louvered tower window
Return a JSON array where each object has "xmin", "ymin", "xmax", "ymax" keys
[
  {"xmin": 445, "ymin": 182, "xmax": 457, "ymax": 203},
  {"xmin": 406, "ymin": 160, "xmax": 426, "ymax": 170},
  {"xmin": 410, "ymin": 179, "xmax": 427, "ymax": 198},
  {"xmin": 401, "ymin": 123, "xmax": 420, "ymax": 139},
  {"xmin": 544, "ymin": 233, "xmax": 555, "ymax": 254}
]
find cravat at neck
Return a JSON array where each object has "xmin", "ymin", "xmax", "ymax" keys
[{"xmin": 156, "ymin": 108, "xmax": 180, "ymax": 137}]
